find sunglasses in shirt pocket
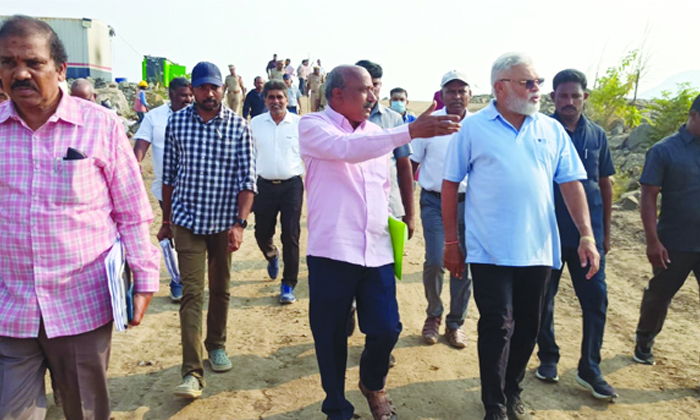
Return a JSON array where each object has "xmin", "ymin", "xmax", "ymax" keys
[{"xmin": 51, "ymin": 157, "xmax": 103, "ymax": 206}]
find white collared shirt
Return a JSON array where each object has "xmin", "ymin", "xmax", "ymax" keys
[
  {"xmin": 250, "ymin": 111, "xmax": 304, "ymax": 180},
  {"xmin": 410, "ymin": 107, "xmax": 469, "ymax": 193},
  {"xmin": 133, "ymin": 103, "xmax": 172, "ymax": 200}
]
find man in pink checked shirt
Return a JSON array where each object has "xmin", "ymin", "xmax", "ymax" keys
[
  {"xmin": 0, "ymin": 16, "xmax": 160, "ymax": 420},
  {"xmin": 299, "ymin": 64, "xmax": 460, "ymax": 420}
]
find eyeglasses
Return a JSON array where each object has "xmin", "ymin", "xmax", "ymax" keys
[{"xmin": 499, "ymin": 78, "xmax": 545, "ymax": 90}]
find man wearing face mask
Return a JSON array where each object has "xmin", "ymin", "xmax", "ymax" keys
[
  {"xmin": 389, "ymin": 87, "xmax": 416, "ymax": 123},
  {"xmin": 159, "ymin": 62, "xmax": 256, "ymax": 399}
]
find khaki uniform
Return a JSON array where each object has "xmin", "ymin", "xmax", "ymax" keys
[
  {"xmin": 307, "ymin": 73, "xmax": 324, "ymax": 112},
  {"xmin": 224, "ymin": 74, "xmax": 243, "ymax": 114},
  {"xmin": 269, "ymin": 69, "xmax": 285, "ymax": 82}
]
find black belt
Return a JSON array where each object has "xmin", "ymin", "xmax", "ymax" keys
[
  {"xmin": 426, "ymin": 189, "xmax": 465, "ymax": 202},
  {"xmin": 258, "ymin": 175, "xmax": 300, "ymax": 185}
]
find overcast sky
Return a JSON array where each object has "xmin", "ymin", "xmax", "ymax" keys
[{"xmin": 3, "ymin": 0, "xmax": 699, "ymax": 100}]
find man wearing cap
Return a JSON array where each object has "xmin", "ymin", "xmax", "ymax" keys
[
  {"xmin": 442, "ymin": 53, "xmax": 599, "ymax": 420},
  {"xmin": 307, "ymin": 65, "xmax": 325, "ymax": 112},
  {"xmin": 411, "ymin": 70, "xmax": 472, "ymax": 350},
  {"xmin": 283, "ymin": 74, "xmax": 302, "ymax": 114},
  {"xmin": 633, "ymin": 93, "xmax": 700, "ymax": 368},
  {"xmin": 224, "ymin": 64, "xmax": 246, "ymax": 114},
  {"xmin": 250, "ymin": 80, "xmax": 304, "ymax": 304},
  {"xmin": 270, "ymin": 61, "xmax": 286, "ymax": 82},
  {"xmin": 134, "ymin": 80, "xmax": 149, "ymax": 123},
  {"xmin": 159, "ymin": 61, "xmax": 256, "ymax": 399},
  {"xmin": 243, "ymin": 76, "xmax": 267, "ymax": 119}
]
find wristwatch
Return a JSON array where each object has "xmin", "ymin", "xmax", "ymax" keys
[{"xmin": 233, "ymin": 218, "xmax": 247, "ymax": 228}]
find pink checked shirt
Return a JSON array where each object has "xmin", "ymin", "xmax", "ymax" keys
[
  {"xmin": 299, "ymin": 106, "xmax": 411, "ymax": 267},
  {"xmin": 0, "ymin": 95, "xmax": 160, "ymax": 339}
]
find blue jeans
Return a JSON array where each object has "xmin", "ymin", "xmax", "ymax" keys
[
  {"xmin": 308, "ymin": 256, "xmax": 402, "ymax": 420},
  {"xmin": 537, "ymin": 246, "xmax": 607, "ymax": 379},
  {"xmin": 419, "ymin": 189, "xmax": 471, "ymax": 329}
]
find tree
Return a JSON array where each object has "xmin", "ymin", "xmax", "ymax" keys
[
  {"xmin": 587, "ymin": 50, "xmax": 644, "ymax": 130},
  {"xmin": 648, "ymin": 82, "xmax": 699, "ymax": 145}
]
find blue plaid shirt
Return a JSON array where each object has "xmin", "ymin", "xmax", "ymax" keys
[{"xmin": 163, "ymin": 104, "xmax": 257, "ymax": 235}]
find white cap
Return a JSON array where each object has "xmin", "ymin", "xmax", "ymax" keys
[{"xmin": 441, "ymin": 70, "xmax": 470, "ymax": 88}]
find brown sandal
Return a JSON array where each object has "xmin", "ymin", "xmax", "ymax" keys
[{"xmin": 359, "ymin": 381, "xmax": 398, "ymax": 420}]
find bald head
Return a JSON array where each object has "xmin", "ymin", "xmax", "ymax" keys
[
  {"xmin": 326, "ymin": 65, "xmax": 376, "ymax": 128},
  {"xmin": 70, "ymin": 79, "xmax": 95, "ymax": 102}
]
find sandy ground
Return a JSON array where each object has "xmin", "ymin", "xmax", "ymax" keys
[{"xmin": 45, "ymin": 100, "xmax": 700, "ymax": 420}]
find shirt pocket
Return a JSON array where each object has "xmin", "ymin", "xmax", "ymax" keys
[
  {"xmin": 50, "ymin": 158, "xmax": 103, "ymax": 206},
  {"xmin": 533, "ymin": 137, "xmax": 556, "ymax": 167},
  {"xmin": 582, "ymin": 148, "xmax": 600, "ymax": 182}
]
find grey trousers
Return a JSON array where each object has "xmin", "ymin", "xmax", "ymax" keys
[
  {"xmin": 420, "ymin": 189, "xmax": 471, "ymax": 330},
  {"xmin": 0, "ymin": 321, "xmax": 112, "ymax": 420}
]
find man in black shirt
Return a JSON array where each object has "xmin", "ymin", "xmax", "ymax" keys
[
  {"xmin": 634, "ymin": 93, "xmax": 700, "ymax": 366},
  {"xmin": 243, "ymin": 76, "xmax": 267, "ymax": 119}
]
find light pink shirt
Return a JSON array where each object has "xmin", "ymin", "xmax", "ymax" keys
[
  {"xmin": 0, "ymin": 95, "xmax": 160, "ymax": 339},
  {"xmin": 299, "ymin": 106, "xmax": 411, "ymax": 267}
]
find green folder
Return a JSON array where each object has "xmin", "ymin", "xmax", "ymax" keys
[{"xmin": 388, "ymin": 216, "xmax": 408, "ymax": 280}]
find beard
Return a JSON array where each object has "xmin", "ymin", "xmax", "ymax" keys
[
  {"xmin": 197, "ymin": 97, "xmax": 220, "ymax": 111},
  {"xmin": 505, "ymin": 87, "xmax": 540, "ymax": 116}
]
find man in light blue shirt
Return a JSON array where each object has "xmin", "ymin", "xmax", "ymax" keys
[
  {"xmin": 442, "ymin": 53, "xmax": 600, "ymax": 420},
  {"xmin": 283, "ymin": 74, "xmax": 302, "ymax": 114}
]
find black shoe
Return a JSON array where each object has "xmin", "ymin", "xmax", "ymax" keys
[
  {"xmin": 634, "ymin": 345, "xmax": 655, "ymax": 365},
  {"xmin": 576, "ymin": 374, "xmax": 619, "ymax": 400},
  {"xmin": 346, "ymin": 306, "xmax": 356, "ymax": 337},
  {"xmin": 484, "ymin": 413, "xmax": 507, "ymax": 420},
  {"xmin": 506, "ymin": 394, "xmax": 531, "ymax": 420}
]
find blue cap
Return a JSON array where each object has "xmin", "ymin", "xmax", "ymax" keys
[
  {"xmin": 283, "ymin": 74, "xmax": 291, "ymax": 80},
  {"xmin": 191, "ymin": 62, "xmax": 223, "ymax": 87}
]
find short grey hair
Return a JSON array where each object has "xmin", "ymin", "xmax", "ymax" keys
[
  {"xmin": 324, "ymin": 68, "xmax": 346, "ymax": 101},
  {"xmin": 490, "ymin": 52, "xmax": 534, "ymax": 91}
]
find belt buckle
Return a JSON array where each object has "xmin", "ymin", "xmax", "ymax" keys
[{"xmin": 271, "ymin": 180, "xmax": 282, "ymax": 184}]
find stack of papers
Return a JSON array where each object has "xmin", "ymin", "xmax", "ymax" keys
[
  {"xmin": 159, "ymin": 239, "xmax": 181, "ymax": 284},
  {"xmin": 105, "ymin": 238, "xmax": 130, "ymax": 331}
]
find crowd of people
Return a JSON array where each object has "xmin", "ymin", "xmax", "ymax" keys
[{"xmin": 1, "ymin": 14, "xmax": 700, "ymax": 420}]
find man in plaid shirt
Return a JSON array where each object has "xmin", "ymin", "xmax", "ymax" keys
[
  {"xmin": 0, "ymin": 16, "xmax": 160, "ymax": 420},
  {"xmin": 159, "ymin": 61, "xmax": 256, "ymax": 399}
]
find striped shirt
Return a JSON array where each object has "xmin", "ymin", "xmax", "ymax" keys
[
  {"xmin": 163, "ymin": 104, "xmax": 257, "ymax": 234},
  {"xmin": 0, "ymin": 95, "xmax": 160, "ymax": 339}
]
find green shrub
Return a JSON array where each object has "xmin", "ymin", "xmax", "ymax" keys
[
  {"xmin": 648, "ymin": 82, "xmax": 699, "ymax": 145},
  {"xmin": 587, "ymin": 50, "xmax": 644, "ymax": 130}
]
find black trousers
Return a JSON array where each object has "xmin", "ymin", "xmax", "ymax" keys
[
  {"xmin": 471, "ymin": 264, "xmax": 551, "ymax": 416},
  {"xmin": 253, "ymin": 176, "xmax": 303, "ymax": 287},
  {"xmin": 636, "ymin": 250, "xmax": 700, "ymax": 348}
]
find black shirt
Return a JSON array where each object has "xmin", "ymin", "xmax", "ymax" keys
[
  {"xmin": 551, "ymin": 114, "xmax": 615, "ymax": 248},
  {"xmin": 242, "ymin": 90, "xmax": 267, "ymax": 119},
  {"xmin": 640, "ymin": 125, "xmax": 700, "ymax": 252}
]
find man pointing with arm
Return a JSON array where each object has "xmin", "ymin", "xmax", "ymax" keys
[{"xmin": 301, "ymin": 64, "xmax": 460, "ymax": 420}]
